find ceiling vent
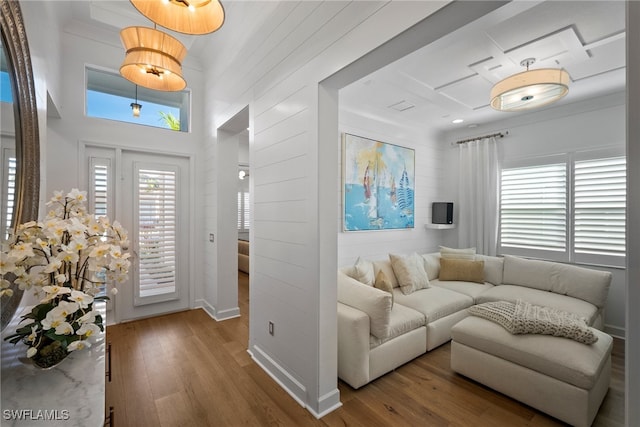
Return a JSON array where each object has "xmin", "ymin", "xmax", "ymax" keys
[{"xmin": 388, "ymin": 100, "xmax": 415, "ymax": 112}]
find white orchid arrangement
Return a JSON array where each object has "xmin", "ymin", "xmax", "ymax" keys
[{"xmin": 1, "ymin": 189, "xmax": 130, "ymax": 366}]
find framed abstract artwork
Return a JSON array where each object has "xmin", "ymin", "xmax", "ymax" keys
[{"xmin": 342, "ymin": 133, "xmax": 415, "ymax": 231}]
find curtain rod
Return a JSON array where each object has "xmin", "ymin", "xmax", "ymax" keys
[{"xmin": 455, "ymin": 131, "xmax": 509, "ymax": 145}]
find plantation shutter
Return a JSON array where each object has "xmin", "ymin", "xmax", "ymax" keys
[
  {"xmin": 138, "ymin": 168, "xmax": 177, "ymax": 297},
  {"xmin": 237, "ymin": 190, "xmax": 250, "ymax": 231},
  {"xmin": 500, "ymin": 163, "xmax": 567, "ymax": 252},
  {"xmin": 89, "ymin": 157, "xmax": 111, "ymax": 218},
  {"xmin": 574, "ymin": 156, "xmax": 626, "ymax": 258},
  {"xmin": 2, "ymin": 150, "xmax": 16, "ymax": 240}
]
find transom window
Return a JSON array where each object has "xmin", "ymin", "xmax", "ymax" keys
[
  {"xmin": 499, "ymin": 150, "xmax": 626, "ymax": 268},
  {"xmin": 86, "ymin": 67, "xmax": 190, "ymax": 132}
]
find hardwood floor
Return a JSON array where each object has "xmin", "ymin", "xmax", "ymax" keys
[{"xmin": 106, "ymin": 272, "xmax": 625, "ymax": 426}]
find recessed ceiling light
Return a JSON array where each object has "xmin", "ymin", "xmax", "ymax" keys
[{"xmin": 452, "ymin": 119, "xmax": 464, "ymax": 124}]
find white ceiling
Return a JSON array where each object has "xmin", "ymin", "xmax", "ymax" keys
[
  {"xmin": 66, "ymin": 1, "xmax": 626, "ymax": 135},
  {"xmin": 340, "ymin": 0, "xmax": 626, "ymax": 134}
]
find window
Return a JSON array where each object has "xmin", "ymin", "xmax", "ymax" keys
[
  {"xmin": 1, "ymin": 148, "xmax": 16, "ymax": 241},
  {"xmin": 499, "ymin": 151, "xmax": 626, "ymax": 267},
  {"xmin": 238, "ymin": 167, "xmax": 250, "ymax": 232},
  {"xmin": 500, "ymin": 163, "xmax": 567, "ymax": 254},
  {"xmin": 86, "ymin": 67, "xmax": 190, "ymax": 132}
]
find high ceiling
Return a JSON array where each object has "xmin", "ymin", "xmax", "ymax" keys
[
  {"xmin": 340, "ymin": 1, "xmax": 626, "ymax": 134},
  {"xmin": 66, "ymin": 1, "xmax": 626, "ymax": 135}
]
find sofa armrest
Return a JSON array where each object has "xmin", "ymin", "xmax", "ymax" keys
[{"xmin": 337, "ymin": 302, "xmax": 371, "ymax": 389}]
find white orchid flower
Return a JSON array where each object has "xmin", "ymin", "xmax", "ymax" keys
[
  {"xmin": 8, "ymin": 242, "xmax": 35, "ymax": 260},
  {"xmin": 55, "ymin": 322, "xmax": 74, "ymax": 335},
  {"xmin": 42, "ymin": 285, "xmax": 71, "ymax": 296},
  {"xmin": 52, "ymin": 300, "xmax": 80, "ymax": 318},
  {"xmin": 67, "ymin": 340, "xmax": 91, "ymax": 352},
  {"xmin": 78, "ymin": 310, "xmax": 96, "ymax": 324},
  {"xmin": 69, "ymin": 290, "xmax": 94, "ymax": 309},
  {"xmin": 77, "ymin": 323, "xmax": 100, "ymax": 339},
  {"xmin": 41, "ymin": 311, "xmax": 65, "ymax": 331},
  {"xmin": 67, "ymin": 189, "xmax": 87, "ymax": 202}
]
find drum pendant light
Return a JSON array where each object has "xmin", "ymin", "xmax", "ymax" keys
[
  {"xmin": 490, "ymin": 58, "xmax": 570, "ymax": 112},
  {"xmin": 130, "ymin": 0, "xmax": 225, "ymax": 35},
  {"xmin": 119, "ymin": 26, "xmax": 187, "ymax": 92}
]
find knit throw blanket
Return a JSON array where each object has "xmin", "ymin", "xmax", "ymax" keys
[{"xmin": 468, "ymin": 300, "xmax": 598, "ymax": 344}]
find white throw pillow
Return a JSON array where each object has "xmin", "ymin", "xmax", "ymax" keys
[
  {"xmin": 352, "ymin": 256, "xmax": 375, "ymax": 286},
  {"xmin": 440, "ymin": 246, "xmax": 476, "ymax": 260},
  {"xmin": 337, "ymin": 271, "xmax": 392, "ymax": 339},
  {"xmin": 421, "ymin": 253, "xmax": 441, "ymax": 281},
  {"xmin": 389, "ymin": 253, "xmax": 430, "ymax": 295}
]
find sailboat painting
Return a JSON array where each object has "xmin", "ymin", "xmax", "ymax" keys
[{"xmin": 343, "ymin": 133, "xmax": 415, "ymax": 231}]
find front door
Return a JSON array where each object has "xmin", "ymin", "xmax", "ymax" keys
[{"xmin": 117, "ymin": 151, "xmax": 190, "ymax": 321}]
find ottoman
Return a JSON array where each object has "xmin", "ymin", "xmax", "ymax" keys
[{"xmin": 450, "ymin": 316, "xmax": 612, "ymax": 427}]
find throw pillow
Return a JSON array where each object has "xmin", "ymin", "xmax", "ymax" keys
[
  {"xmin": 439, "ymin": 258, "xmax": 485, "ymax": 283},
  {"xmin": 439, "ymin": 246, "xmax": 476, "ymax": 260},
  {"xmin": 374, "ymin": 270, "xmax": 394, "ymax": 308},
  {"xmin": 352, "ymin": 256, "xmax": 375, "ymax": 286},
  {"xmin": 337, "ymin": 272, "xmax": 392, "ymax": 339},
  {"xmin": 389, "ymin": 253, "xmax": 429, "ymax": 295}
]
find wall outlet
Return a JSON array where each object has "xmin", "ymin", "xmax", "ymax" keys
[
  {"xmin": 268, "ymin": 321, "xmax": 274, "ymax": 336},
  {"xmin": 209, "ymin": 233, "xmax": 215, "ymax": 243}
]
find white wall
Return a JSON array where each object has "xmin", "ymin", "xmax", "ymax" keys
[
  {"xmin": 202, "ymin": 0, "xmax": 472, "ymax": 416},
  {"xmin": 337, "ymin": 109, "xmax": 456, "ymax": 267},
  {"xmin": 443, "ymin": 93, "xmax": 626, "ymax": 336}
]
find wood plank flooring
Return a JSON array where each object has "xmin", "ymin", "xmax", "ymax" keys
[{"xmin": 106, "ymin": 272, "xmax": 625, "ymax": 426}]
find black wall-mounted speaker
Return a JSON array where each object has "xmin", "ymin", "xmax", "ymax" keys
[{"xmin": 432, "ymin": 202, "xmax": 453, "ymax": 224}]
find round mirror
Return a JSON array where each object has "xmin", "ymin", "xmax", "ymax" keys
[{"xmin": 0, "ymin": 0, "xmax": 40, "ymax": 331}]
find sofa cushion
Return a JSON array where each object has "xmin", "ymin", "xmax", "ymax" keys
[
  {"xmin": 430, "ymin": 278, "xmax": 494, "ymax": 301},
  {"xmin": 374, "ymin": 270, "xmax": 394, "ymax": 307},
  {"xmin": 440, "ymin": 246, "xmax": 476, "ymax": 260},
  {"xmin": 352, "ymin": 256, "xmax": 375, "ymax": 286},
  {"xmin": 439, "ymin": 258, "xmax": 485, "ymax": 283},
  {"xmin": 389, "ymin": 253, "xmax": 430, "ymax": 295},
  {"xmin": 475, "ymin": 254, "xmax": 504, "ymax": 285},
  {"xmin": 369, "ymin": 304, "xmax": 425, "ymax": 349},
  {"xmin": 392, "ymin": 286, "xmax": 474, "ymax": 323},
  {"xmin": 502, "ymin": 255, "xmax": 611, "ymax": 308},
  {"xmin": 337, "ymin": 271, "xmax": 392, "ymax": 339},
  {"xmin": 451, "ymin": 316, "xmax": 613, "ymax": 390},
  {"xmin": 476, "ymin": 284, "xmax": 600, "ymax": 326}
]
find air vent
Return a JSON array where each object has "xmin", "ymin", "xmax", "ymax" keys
[{"xmin": 388, "ymin": 100, "xmax": 415, "ymax": 112}]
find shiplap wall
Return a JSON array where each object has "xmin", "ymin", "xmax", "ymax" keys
[{"xmin": 201, "ymin": 0, "xmax": 464, "ymax": 416}]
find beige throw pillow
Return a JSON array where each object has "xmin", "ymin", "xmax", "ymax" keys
[
  {"xmin": 352, "ymin": 256, "xmax": 375, "ymax": 286},
  {"xmin": 439, "ymin": 246, "xmax": 476, "ymax": 260},
  {"xmin": 374, "ymin": 270, "xmax": 394, "ymax": 307},
  {"xmin": 389, "ymin": 253, "xmax": 429, "ymax": 295},
  {"xmin": 439, "ymin": 258, "xmax": 485, "ymax": 283}
]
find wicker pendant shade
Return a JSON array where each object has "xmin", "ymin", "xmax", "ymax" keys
[
  {"xmin": 130, "ymin": 0, "xmax": 225, "ymax": 35},
  {"xmin": 119, "ymin": 26, "xmax": 187, "ymax": 92}
]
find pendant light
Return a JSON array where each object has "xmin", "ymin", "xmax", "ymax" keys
[
  {"xmin": 129, "ymin": 0, "xmax": 225, "ymax": 35},
  {"xmin": 119, "ymin": 26, "xmax": 187, "ymax": 92},
  {"xmin": 131, "ymin": 85, "xmax": 142, "ymax": 117},
  {"xmin": 490, "ymin": 58, "xmax": 570, "ymax": 112}
]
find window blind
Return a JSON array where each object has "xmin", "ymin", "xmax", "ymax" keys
[
  {"xmin": 500, "ymin": 163, "xmax": 567, "ymax": 252},
  {"xmin": 138, "ymin": 169, "xmax": 177, "ymax": 297},
  {"xmin": 237, "ymin": 190, "xmax": 250, "ymax": 231},
  {"xmin": 574, "ymin": 156, "xmax": 626, "ymax": 257},
  {"xmin": 91, "ymin": 161, "xmax": 109, "ymax": 217}
]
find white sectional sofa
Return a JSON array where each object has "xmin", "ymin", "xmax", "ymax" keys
[{"xmin": 337, "ymin": 249, "xmax": 612, "ymax": 390}]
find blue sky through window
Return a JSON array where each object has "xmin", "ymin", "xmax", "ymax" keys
[{"xmin": 87, "ymin": 90, "xmax": 180, "ymax": 129}]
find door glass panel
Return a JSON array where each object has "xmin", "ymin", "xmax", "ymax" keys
[{"xmin": 138, "ymin": 168, "xmax": 177, "ymax": 298}]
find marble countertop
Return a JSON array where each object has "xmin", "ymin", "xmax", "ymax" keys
[{"xmin": 1, "ymin": 303, "xmax": 106, "ymax": 427}]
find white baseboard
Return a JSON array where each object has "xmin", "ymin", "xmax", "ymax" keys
[
  {"xmin": 194, "ymin": 299, "xmax": 240, "ymax": 321},
  {"xmin": 604, "ymin": 324, "xmax": 626, "ymax": 339},
  {"xmin": 249, "ymin": 345, "xmax": 342, "ymax": 419},
  {"xmin": 250, "ymin": 345, "xmax": 307, "ymax": 408}
]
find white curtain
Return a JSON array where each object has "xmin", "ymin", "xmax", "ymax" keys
[{"xmin": 457, "ymin": 137, "xmax": 500, "ymax": 256}]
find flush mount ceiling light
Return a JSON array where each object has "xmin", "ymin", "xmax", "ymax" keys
[
  {"xmin": 130, "ymin": 0, "xmax": 225, "ymax": 35},
  {"xmin": 490, "ymin": 58, "xmax": 570, "ymax": 112},
  {"xmin": 119, "ymin": 26, "xmax": 187, "ymax": 91}
]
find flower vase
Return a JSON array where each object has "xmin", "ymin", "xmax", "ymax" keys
[{"xmin": 30, "ymin": 339, "xmax": 68, "ymax": 370}]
